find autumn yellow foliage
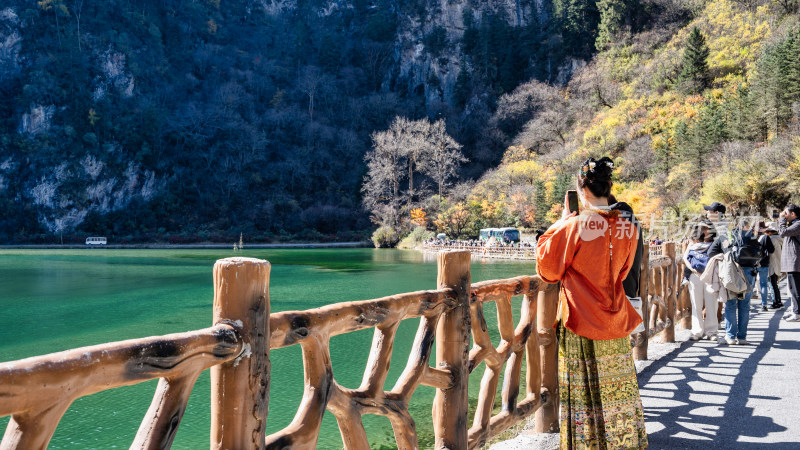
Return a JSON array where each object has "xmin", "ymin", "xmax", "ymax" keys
[{"xmin": 465, "ymin": 0, "xmax": 789, "ymax": 237}]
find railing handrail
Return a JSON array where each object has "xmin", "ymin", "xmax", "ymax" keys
[
  {"xmin": 0, "ymin": 324, "xmax": 241, "ymax": 416},
  {"xmin": 0, "ymin": 244, "xmax": 685, "ymax": 449}
]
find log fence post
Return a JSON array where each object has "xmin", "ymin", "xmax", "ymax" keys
[
  {"xmin": 677, "ymin": 241, "xmax": 692, "ymax": 330},
  {"xmin": 432, "ymin": 251, "xmax": 471, "ymax": 450},
  {"xmin": 533, "ymin": 284, "xmax": 559, "ymax": 433},
  {"xmin": 210, "ymin": 257, "xmax": 271, "ymax": 450},
  {"xmin": 662, "ymin": 243, "xmax": 676, "ymax": 343},
  {"xmin": 632, "ymin": 247, "xmax": 650, "ymax": 361},
  {"xmin": 678, "ymin": 284, "xmax": 692, "ymax": 330}
]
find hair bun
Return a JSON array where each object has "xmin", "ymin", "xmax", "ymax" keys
[
  {"xmin": 580, "ymin": 157, "xmax": 614, "ymax": 182},
  {"xmin": 578, "ymin": 156, "xmax": 614, "ymax": 198}
]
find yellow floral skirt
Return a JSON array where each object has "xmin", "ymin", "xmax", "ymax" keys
[{"xmin": 557, "ymin": 323, "xmax": 648, "ymax": 449}]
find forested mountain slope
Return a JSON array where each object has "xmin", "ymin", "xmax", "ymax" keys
[
  {"xmin": 431, "ymin": 0, "xmax": 800, "ymax": 239},
  {"xmin": 0, "ymin": 0, "xmax": 575, "ymax": 243},
  {"xmin": 4, "ymin": 0, "xmax": 792, "ymax": 243}
]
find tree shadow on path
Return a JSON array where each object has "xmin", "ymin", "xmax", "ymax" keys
[{"xmin": 637, "ymin": 307, "xmax": 797, "ymax": 449}]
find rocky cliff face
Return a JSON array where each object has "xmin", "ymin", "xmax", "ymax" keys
[
  {"xmin": 0, "ymin": 8, "xmax": 21, "ymax": 76},
  {"xmin": 392, "ymin": 0, "xmax": 543, "ymax": 106},
  {"xmin": 251, "ymin": 0, "xmax": 546, "ymax": 105},
  {"xmin": 1, "ymin": 4, "xmax": 161, "ymax": 237},
  {"xmin": 0, "ymin": 0, "xmax": 558, "ymax": 240}
]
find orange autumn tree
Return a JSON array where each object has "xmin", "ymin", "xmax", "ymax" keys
[
  {"xmin": 410, "ymin": 208, "xmax": 428, "ymax": 227},
  {"xmin": 434, "ymin": 202, "xmax": 472, "ymax": 239}
]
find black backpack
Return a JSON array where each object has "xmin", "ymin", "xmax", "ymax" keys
[{"xmin": 729, "ymin": 230, "xmax": 763, "ymax": 267}]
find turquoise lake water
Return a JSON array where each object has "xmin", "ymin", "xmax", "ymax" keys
[{"xmin": 0, "ymin": 249, "xmax": 536, "ymax": 449}]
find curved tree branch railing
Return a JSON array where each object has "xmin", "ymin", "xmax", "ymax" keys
[
  {"xmin": 0, "ymin": 257, "xmax": 268, "ymax": 450},
  {"xmin": 0, "ymin": 244, "xmax": 685, "ymax": 449},
  {"xmin": 263, "ymin": 253, "xmax": 560, "ymax": 449}
]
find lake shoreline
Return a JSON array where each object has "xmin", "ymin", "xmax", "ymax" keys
[{"xmin": 0, "ymin": 241, "xmax": 371, "ymax": 250}]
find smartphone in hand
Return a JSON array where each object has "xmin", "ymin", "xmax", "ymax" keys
[{"xmin": 567, "ymin": 190, "xmax": 579, "ymax": 215}]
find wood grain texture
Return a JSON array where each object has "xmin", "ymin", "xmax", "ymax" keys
[
  {"xmin": 133, "ymin": 374, "xmax": 200, "ymax": 449},
  {"xmin": 433, "ymin": 251, "xmax": 471, "ymax": 450},
  {"xmin": 662, "ymin": 243, "xmax": 677, "ymax": 343},
  {"xmin": 533, "ymin": 283, "xmax": 559, "ymax": 433},
  {"xmin": 269, "ymin": 289, "xmax": 456, "ymax": 350},
  {"xmin": 0, "ymin": 324, "xmax": 241, "ymax": 450},
  {"xmin": 210, "ymin": 257, "xmax": 270, "ymax": 450},
  {"xmin": 633, "ymin": 247, "xmax": 650, "ymax": 360}
]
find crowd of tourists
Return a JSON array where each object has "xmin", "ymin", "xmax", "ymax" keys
[
  {"xmin": 423, "ymin": 238, "xmax": 481, "ymax": 247},
  {"xmin": 422, "ymin": 237, "xmax": 536, "ymax": 248},
  {"xmin": 681, "ymin": 201, "xmax": 800, "ymax": 346}
]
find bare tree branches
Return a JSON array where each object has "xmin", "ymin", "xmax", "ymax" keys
[
  {"xmin": 422, "ymin": 119, "xmax": 467, "ymax": 198},
  {"xmin": 362, "ymin": 117, "xmax": 467, "ymax": 226}
]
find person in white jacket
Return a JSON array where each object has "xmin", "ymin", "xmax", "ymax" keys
[
  {"xmin": 684, "ymin": 227, "xmax": 718, "ymax": 340},
  {"xmin": 765, "ymin": 223, "xmax": 784, "ymax": 308}
]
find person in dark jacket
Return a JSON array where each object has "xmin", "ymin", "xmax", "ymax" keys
[
  {"xmin": 779, "ymin": 204, "xmax": 800, "ymax": 322},
  {"xmin": 706, "ymin": 211, "xmax": 756, "ymax": 345},
  {"xmin": 756, "ymin": 221, "xmax": 775, "ymax": 312},
  {"xmin": 609, "ymin": 196, "xmax": 643, "ymax": 299},
  {"xmin": 704, "ymin": 203, "xmax": 730, "ymax": 258}
]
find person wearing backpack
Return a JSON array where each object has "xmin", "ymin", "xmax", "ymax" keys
[
  {"xmin": 756, "ymin": 221, "xmax": 775, "ymax": 312},
  {"xmin": 779, "ymin": 204, "xmax": 800, "ymax": 322},
  {"xmin": 683, "ymin": 226, "xmax": 716, "ymax": 340},
  {"xmin": 725, "ymin": 221, "xmax": 760, "ymax": 344},
  {"xmin": 705, "ymin": 206, "xmax": 758, "ymax": 344}
]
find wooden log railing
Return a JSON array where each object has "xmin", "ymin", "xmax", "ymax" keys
[
  {"xmin": 0, "ymin": 257, "xmax": 267, "ymax": 450},
  {"xmin": 631, "ymin": 242, "xmax": 693, "ymax": 360},
  {"xmin": 0, "ymin": 245, "xmax": 688, "ymax": 449},
  {"xmin": 264, "ymin": 252, "xmax": 560, "ymax": 449}
]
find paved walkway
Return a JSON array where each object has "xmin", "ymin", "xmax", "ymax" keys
[
  {"xmin": 492, "ymin": 286, "xmax": 800, "ymax": 449},
  {"xmin": 641, "ymin": 296, "xmax": 800, "ymax": 448}
]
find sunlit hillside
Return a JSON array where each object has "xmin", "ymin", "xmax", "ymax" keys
[{"xmin": 432, "ymin": 0, "xmax": 800, "ymax": 238}]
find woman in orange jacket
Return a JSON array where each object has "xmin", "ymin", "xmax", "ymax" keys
[{"xmin": 536, "ymin": 157, "xmax": 648, "ymax": 449}]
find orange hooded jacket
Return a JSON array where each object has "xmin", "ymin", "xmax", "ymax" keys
[{"xmin": 536, "ymin": 208, "xmax": 642, "ymax": 340}]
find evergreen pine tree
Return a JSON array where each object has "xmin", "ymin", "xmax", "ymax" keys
[
  {"xmin": 723, "ymin": 86, "xmax": 760, "ymax": 141},
  {"xmin": 454, "ymin": 64, "xmax": 472, "ymax": 107},
  {"xmin": 778, "ymin": 28, "xmax": 800, "ymax": 122},
  {"xmin": 673, "ymin": 102, "xmax": 724, "ymax": 177},
  {"xmin": 700, "ymin": 101, "xmax": 728, "ymax": 145},
  {"xmin": 669, "ymin": 120, "xmax": 690, "ymax": 167},
  {"xmin": 553, "ymin": 0, "xmax": 600, "ymax": 57},
  {"xmin": 596, "ymin": 0, "xmax": 626, "ymax": 50},
  {"xmin": 533, "ymin": 179, "xmax": 548, "ymax": 227},
  {"xmin": 653, "ymin": 144, "xmax": 673, "ymax": 175},
  {"xmin": 677, "ymin": 27, "xmax": 710, "ymax": 94},
  {"xmin": 785, "ymin": 29, "xmax": 800, "ymax": 102},
  {"xmin": 497, "ymin": 46, "xmax": 520, "ymax": 94},
  {"xmin": 754, "ymin": 39, "xmax": 786, "ymax": 137},
  {"xmin": 775, "ymin": 38, "xmax": 794, "ymax": 127}
]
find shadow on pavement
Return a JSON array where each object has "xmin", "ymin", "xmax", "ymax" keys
[{"xmin": 637, "ymin": 306, "xmax": 796, "ymax": 449}]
